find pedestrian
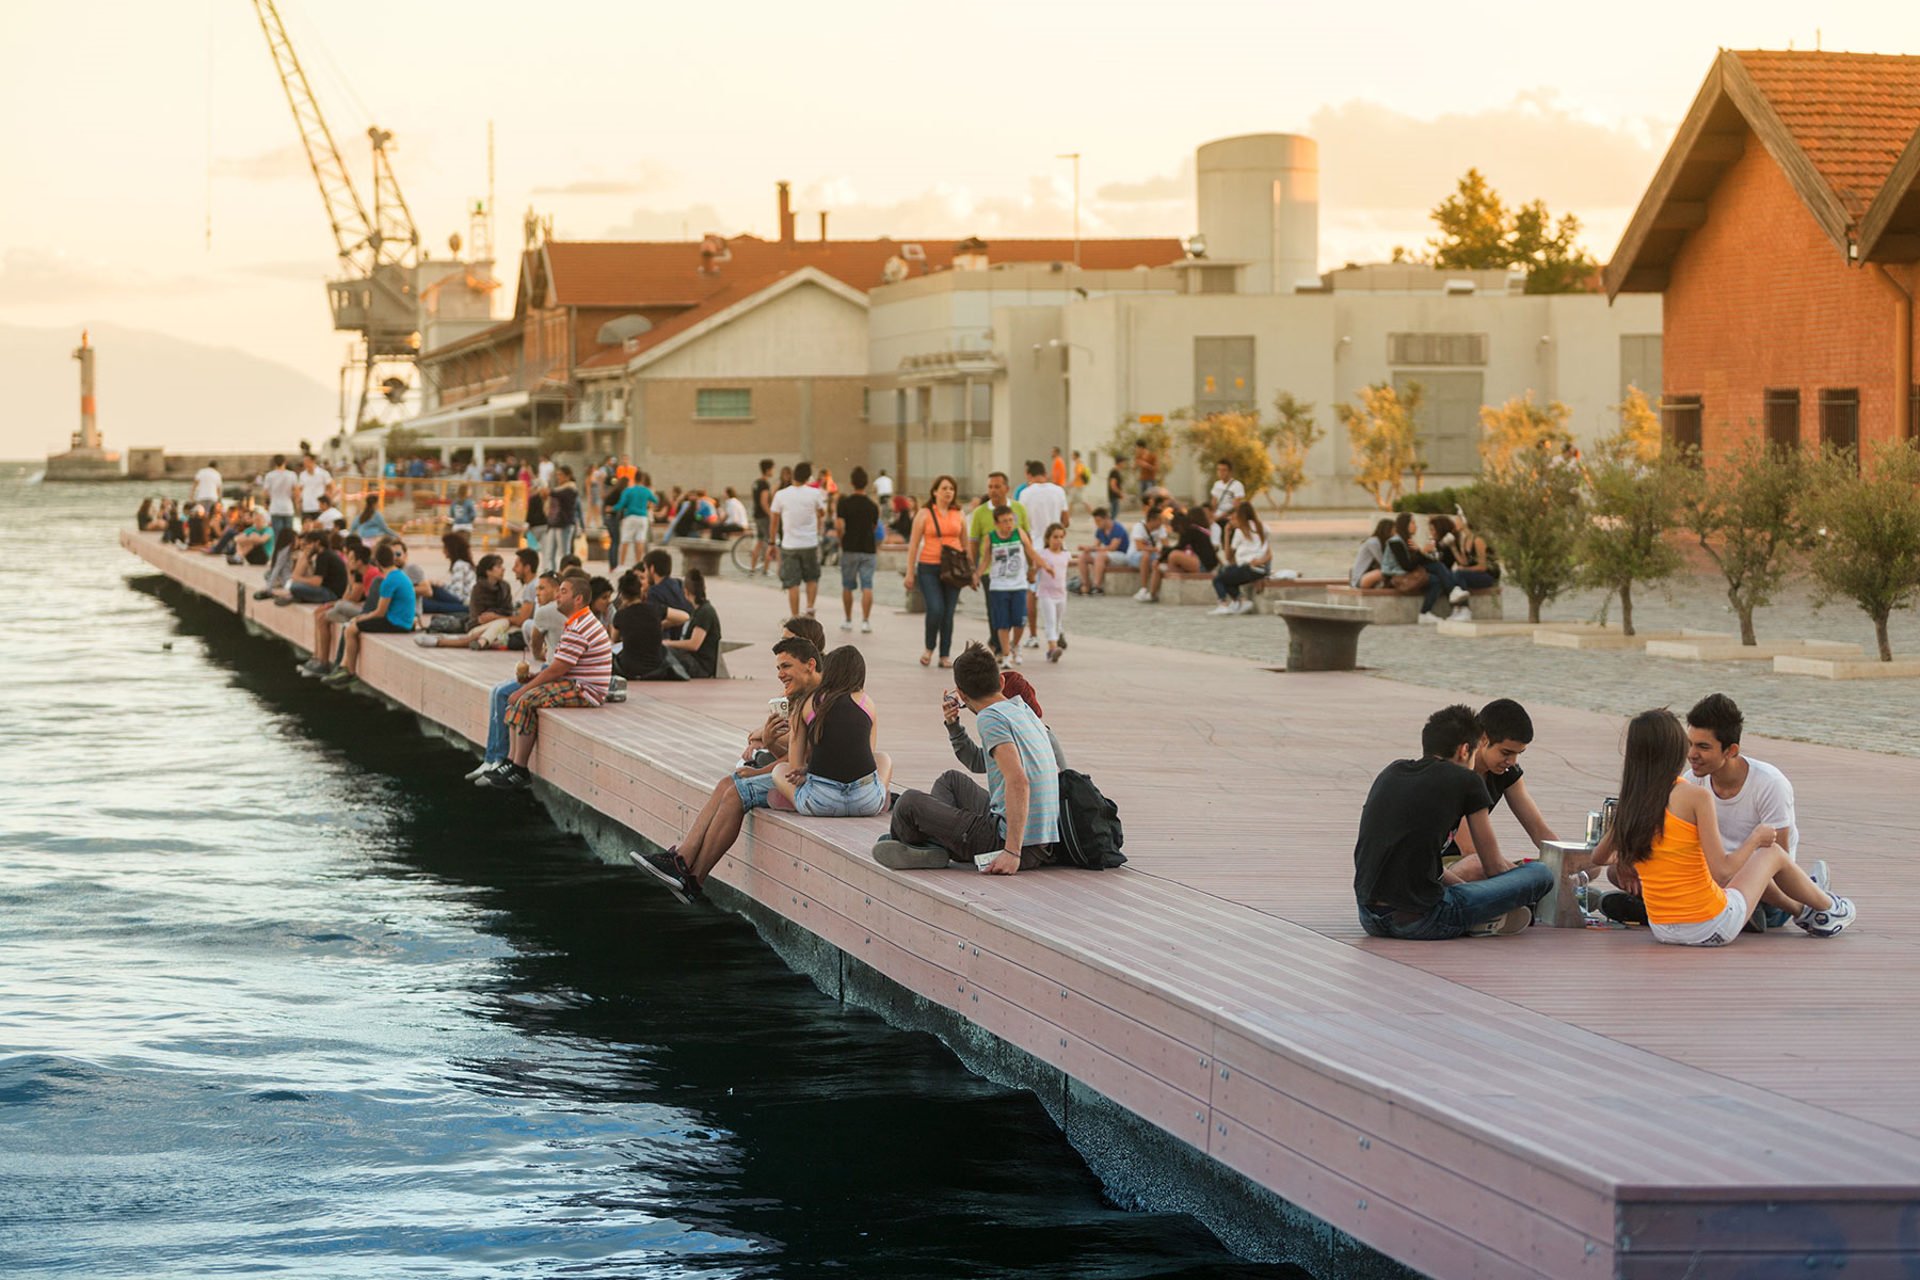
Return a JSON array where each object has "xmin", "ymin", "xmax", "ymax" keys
[
  {"xmin": 768, "ymin": 460, "xmax": 828, "ymax": 617},
  {"xmin": 1034, "ymin": 523, "xmax": 1069, "ymax": 663},
  {"xmin": 904, "ymin": 474, "xmax": 967, "ymax": 669},
  {"xmin": 978, "ymin": 504, "xmax": 1038, "ymax": 666},
  {"xmin": 835, "ymin": 466, "xmax": 880, "ymax": 633}
]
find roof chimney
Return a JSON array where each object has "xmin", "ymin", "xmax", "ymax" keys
[
  {"xmin": 819, "ymin": 210, "xmax": 829, "ymax": 242},
  {"xmin": 777, "ymin": 181, "xmax": 795, "ymax": 247}
]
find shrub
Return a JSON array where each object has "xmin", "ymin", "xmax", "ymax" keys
[
  {"xmin": 1479, "ymin": 394, "xmax": 1573, "ymax": 478},
  {"xmin": 1264, "ymin": 392, "xmax": 1324, "ymax": 511},
  {"xmin": 1679, "ymin": 439, "xmax": 1804, "ymax": 647},
  {"xmin": 1337, "ymin": 382, "xmax": 1425, "ymax": 510},
  {"xmin": 1803, "ymin": 443, "xmax": 1920, "ymax": 661},
  {"xmin": 1393, "ymin": 484, "xmax": 1481, "ymax": 516},
  {"xmin": 1179, "ymin": 410, "xmax": 1272, "ymax": 502},
  {"xmin": 1470, "ymin": 449, "xmax": 1585, "ymax": 623}
]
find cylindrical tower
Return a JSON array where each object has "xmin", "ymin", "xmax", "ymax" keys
[
  {"xmin": 1194, "ymin": 134, "xmax": 1319, "ymax": 294},
  {"xmin": 73, "ymin": 329, "xmax": 99, "ymax": 450}
]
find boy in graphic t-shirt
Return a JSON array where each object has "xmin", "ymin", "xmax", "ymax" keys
[{"xmin": 977, "ymin": 505, "xmax": 1037, "ymax": 666}]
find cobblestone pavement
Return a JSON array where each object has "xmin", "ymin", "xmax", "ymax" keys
[{"xmin": 717, "ymin": 529, "xmax": 1920, "ymax": 759}]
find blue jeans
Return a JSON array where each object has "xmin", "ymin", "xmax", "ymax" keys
[
  {"xmin": 422, "ymin": 585, "xmax": 467, "ymax": 614},
  {"xmin": 287, "ymin": 581, "xmax": 337, "ymax": 604},
  {"xmin": 1422, "ymin": 562, "xmax": 1461, "ymax": 615},
  {"xmin": 484, "ymin": 676, "xmax": 519, "ymax": 763},
  {"xmin": 917, "ymin": 563, "xmax": 959, "ymax": 658},
  {"xmin": 1213, "ymin": 563, "xmax": 1265, "ymax": 601},
  {"xmin": 1356, "ymin": 861, "xmax": 1554, "ymax": 940}
]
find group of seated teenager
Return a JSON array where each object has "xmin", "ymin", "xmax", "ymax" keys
[
  {"xmin": 1353, "ymin": 693, "xmax": 1855, "ymax": 945},
  {"xmin": 1350, "ymin": 510, "xmax": 1501, "ymax": 623}
]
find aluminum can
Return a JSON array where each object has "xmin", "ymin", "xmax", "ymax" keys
[{"xmin": 1584, "ymin": 811, "xmax": 1603, "ymax": 844}]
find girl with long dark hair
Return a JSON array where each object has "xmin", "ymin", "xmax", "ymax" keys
[
  {"xmin": 662, "ymin": 568, "xmax": 723, "ymax": 678},
  {"xmin": 772, "ymin": 645, "xmax": 892, "ymax": 816},
  {"xmin": 1591, "ymin": 709, "xmax": 1855, "ymax": 945},
  {"xmin": 1209, "ymin": 500, "xmax": 1271, "ymax": 615},
  {"xmin": 904, "ymin": 474, "xmax": 966, "ymax": 668},
  {"xmin": 422, "ymin": 530, "xmax": 476, "ymax": 615}
]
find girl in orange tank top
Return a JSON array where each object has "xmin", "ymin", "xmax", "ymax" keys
[{"xmin": 1590, "ymin": 709, "xmax": 1855, "ymax": 943}]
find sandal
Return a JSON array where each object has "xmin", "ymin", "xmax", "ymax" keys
[
  {"xmin": 920, "ymin": 651, "xmax": 932, "ymax": 667},
  {"xmin": 938, "ymin": 658, "xmax": 953, "ymax": 669}
]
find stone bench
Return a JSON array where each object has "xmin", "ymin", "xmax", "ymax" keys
[
  {"xmin": 1273, "ymin": 601, "xmax": 1373, "ymax": 671},
  {"xmin": 1079, "ymin": 564, "xmax": 1343, "ymax": 607},
  {"xmin": 1324, "ymin": 585, "xmax": 1502, "ymax": 626},
  {"xmin": 667, "ymin": 537, "xmax": 729, "ymax": 579}
]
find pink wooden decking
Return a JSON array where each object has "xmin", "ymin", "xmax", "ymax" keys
[{"xmin": 123, "ymin": 531, "xmax": 1920, "ymax": 1279}]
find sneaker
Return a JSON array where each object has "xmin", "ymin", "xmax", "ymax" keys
[
  {"xmin": 860, "ymin": 620, "xmax": 872, "ymax": 633},
  {"xmin": 465, "ymin": 760, "xmax": 502, "ymax": 782},
  {"xmin": 1599, "ymin": 893, "xmax": 1648, "ymax": 925},
  {"xmin": 1133, "ymin": 588, "xmax": 1152, "ymax": 602},
  {"xmin": 1417, "ymin": 610, "xmax": 1442, "ymax": 626},
  {"xmin": 1046, "ymin": 647, "xmax": 1061, "ymax": 663},
  {"xmin": 1796, "ymin": 894, "xmax": 1856, "ymax": 938},
  {"xmin": 871, "ymin": 838, "xmax": 952, "ymax": 870},
  {"xmin": 272, "ymin": 595, "xmax": 297, "ymax": 607},
  {"xmin": 297, "ymin": 659, "xmax": 327, "ymax": 677},
  {"xmin": 630, "ymin": 848, "xmax": 694, "ymax": 904},
  {"xmin": 1449, "ymin": 586, "xmax": 1470, "ymax": 606},
  {"xmin": 252, "ymin": 588, "xmax": 274, "ymax": 600},
  {"xmin": 840, "ymin": 619, "xmax": 854, "ymax": 631},
  {"xmin": 478, "ymin": 763, "xmax": 531, "ymax": 790},
  {"xmin": 1234, "ymin": 598, "xmax": 1256, "ymax": 614},
  {"xmin": 1467, "ymin": 907, "xmax": 1533, "ymax": 937},
  {"xmin": 1207, "ymin": 604, "xmax": 1234, "ymax": 616},
  {"xmin": 413, "ymin": 633, "xmax": 438, "ymax": 648},
  {"xmin": 1057, "ymin": 634, "xmax": 1067, "ymax": 650},
  {"xmin": 1090, "ymin": 586, "xmax": 1105, "ymax": 596},
  {"xmin": 1024, "ymin": 635, "xmax": 1041, "ymax": 649},
  {"xmin": 319, "ymin": 667, "xmax": 355, "ymax": 687},
  {"xmin": 1450, "ymin": 607, "xmax": 1472, "ymax": 621}
]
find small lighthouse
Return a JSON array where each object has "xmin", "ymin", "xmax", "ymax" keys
[{"xmin": 44, "ymin": 328, "xmax": 125, "ymax": 480}]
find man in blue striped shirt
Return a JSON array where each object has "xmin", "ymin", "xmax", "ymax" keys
[{"xmin": 876, "ymin": 642, "xmax": 1060, "ymax": 874}]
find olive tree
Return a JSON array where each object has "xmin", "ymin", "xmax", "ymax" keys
[
  {"xmin": 1471, "ymin": 447, "xmax": 1586, "ymax": 623},
  {"xmin": 1577, "ymin": 427, "xmax": 1686, "ymax": 636},
  {"xmin": 1337, "ymin": 382, "xmax": 1424, "ymax": 510},
  {"xmin": 1679, "ymin": 439, "xmax": 1804, "ymax": 646},
  {"xmin": 1264, "ymin": 392, "xmax": 1324, "ymax": 511},
  {"xmin": 1803, "ymin": 444, "xmax": 1920, "ymax": 661}
]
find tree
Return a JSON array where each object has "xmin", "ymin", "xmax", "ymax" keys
[
  {"xmin": 1614, "ymin": 386, "xmax": 1663, "ymax": 467},
  {"xmin": 1264, "ymin": 392, "xmax": 1324, "ymax": 511},
  {"xmin": 1410, "ymin": 168, "xmax": 1600, "ymax": 294},
  {"xmin": 1179, "ymin": 409, "xmax": 1272, "ymax": 502},
  {"xmin": 1479, "ymin": 394, "xmax": 1573, "ymax": 478},
  {"xmin": 1104, "ymin": 416, "xmax": 1175, "ymax": 495},
  {"xmin": 1337, "ymin": 382, "xmax": 1424, "ymax": 510},
  {"xmin": 1679, "ymin": 439, "xmax": 1804, "ymax": 646},
  {"xmin": 1471, "ymin": 447, "xmax": 1585, "ymax": 623},
  {"xmin": 1578, "ymin": 435, "xmax": 1686, "ymax": 636},
  {"xmin": 1802, "ymin": 443, "xmax": 1920, "ymax": 661}
]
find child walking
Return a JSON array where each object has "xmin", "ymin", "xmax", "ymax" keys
[
  {"xmin": 1034, "ymin": 523, "xmax": 1069, "ymax": 663},
  {"xmin": 1591, "ymin": 709, "xmax": 1855, "ymax": 946},
  {"xmin": 978, "ymin": 504, "xmax": 1038, "ymax": 667}
]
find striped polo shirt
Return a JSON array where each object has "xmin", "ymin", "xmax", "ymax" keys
[
  {"xmin": 554, "ymin": 607, "xmax": 613, "ymax": 705},
  {"xmin": 976, "ymin": 698, "xmax": 1060, "ymax": 848}
]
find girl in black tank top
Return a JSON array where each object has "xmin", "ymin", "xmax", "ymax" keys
[{"xmin": 770, "ymin": 646, "xmax": 894, "ymax": 815}]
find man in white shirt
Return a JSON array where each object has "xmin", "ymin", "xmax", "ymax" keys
[
  {"xmin": 1210, "ymin": 459, "xmax": 1246, "ymax": 527},
  {"xmin": 1016, "ymin": 460, "xmax": 1070, "ymax": 647},
  {"xmin": 261, "ymin": 455, "xmax": 299, "ymax": 550},
  {"xmin": 875, "ymin": 469, "xmax": 893, "ymax": 503},
  {"xmin": 1681, "ymin": 692, "xmax": 1814, "ymax": 928},
  {"xmin": 193, "ymin": 462, "xmax": 222, "ymax": 505},
  {"xmin": 310, "ymin": 495, "xmax": 346, "ymax": 531},
  {"xmin": 297, "ymin": 454, "xmax": 333, "ymax": 525},
  {"xmin": 768, "ymin": 459, "xmax": 828, "ymax": 617},
  {"xmin": 537, "ymin": 454, "xmax": 555, "ymax": 488}
]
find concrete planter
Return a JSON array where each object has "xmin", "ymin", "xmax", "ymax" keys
[{"xmin": 1773, "ymin": 654, "xmax": 1920, "ymax": 679}]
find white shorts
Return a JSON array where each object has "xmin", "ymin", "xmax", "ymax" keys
[
  {"xmin": 619, "ymin": 516, "xmax": 651, "ymax": 546},
  {"xmin": 1650, "ymin": 888, "xmax": 1748, "ymax": 947}
]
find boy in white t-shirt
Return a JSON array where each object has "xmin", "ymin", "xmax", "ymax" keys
[
  {"xmin": 1681, "ymin": 693, "xmax": 1815, "ymax": 929},
  {"xmin": 768, "ymin": 460, "xmax": 829, "ymax": 617}
]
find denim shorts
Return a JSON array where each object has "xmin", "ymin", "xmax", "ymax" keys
[
  {"xmin": 839, "ymin": 550, "xmax": 876, "ymax": 591},
  {"xmin": 793, "ymin": 771, "xmax": 887, "ymax": 817},
  {"xmin": 732, "ymin": 770, "xmax": 776, "ymax": 810},
  {"xmin": 987, "ymin": 589, "xmax": 1028, "ymax": 631}
]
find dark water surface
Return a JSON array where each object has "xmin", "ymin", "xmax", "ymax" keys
[{"xmin": 0, "ymin": 472, "xmax": 1297, "ymax": 1278}]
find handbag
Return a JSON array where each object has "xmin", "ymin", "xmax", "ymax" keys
[{"xmin": 931, "ymin": 509, "xmax": 973, "ymax": 589}]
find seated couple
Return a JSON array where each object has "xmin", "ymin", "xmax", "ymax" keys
[
  {"xmin": 634, "ymin": 618, "xmax": 893, "ymax": 901},
  {"xmin": 1590, "ymin": 694, "xmax": 1854, "ymax": 944}
]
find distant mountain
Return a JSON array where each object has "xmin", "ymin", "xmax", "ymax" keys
[{"xmin": 0, "ymin": 322, "xmax": 336, "ymax": 460}]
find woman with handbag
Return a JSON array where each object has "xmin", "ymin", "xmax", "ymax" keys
[{"xmin": 904, "ymin": 474, "xmax": 971, "ymax": 668}]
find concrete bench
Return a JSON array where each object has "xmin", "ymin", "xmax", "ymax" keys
[
  {"xmin": 667, "ymin": 537, "xmax": 729, "ymax": 579},
  {"xmin": 1324, "ymin": 585, "xmax": 1502, "ymax": 625},
  {"xmin": 1079, "ymin": 564, "xmax": 1343, "ymax": 607},
  {"xmin": 1273, "ymin": 601, "xmax": 1372, "ymax": 671}
]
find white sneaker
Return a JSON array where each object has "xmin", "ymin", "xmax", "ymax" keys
[
  {"xmin": 1234, "ymin": 598, "xmax": 1256, "ymax": 614},
  {"xmin": 1449, "ymin": 586, "xmax": 1470, "ymax": 606},
  {"xmin": 1024, "ymin": 635, "xmax": 1041, "ymax": 648},
  {"xmin": 464, "ymin": 760, "xmax": 500, "ymax": 782},
  {"xmin": 413, "ymin": 633, "xmax": 438, "ymax": 647},
  {"xmin": 860, "ymin": 620, "xmax": 872, "ymax": 633},
  {"xmin": 1133, "ymin": 588, "xmax": 1152, "ymax": 602},
  {"xmin": 1797, "ymin": 893, "xmax": 1856, "ymax": 937},
  {"xmin": 840, "ymin": 619, "xmax": 854, "ymax": 631},
  {"xmin": 1208, "ymin": 604, "xmax": 1234, "ymax": 616},
  {"xmin": 1418, "ymin": 610, "xmax": 1442, "ymax": 626}
]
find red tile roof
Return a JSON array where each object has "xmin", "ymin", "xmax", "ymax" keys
[
  {"xmin": 1734, "ymin": 50, "xmax": 1920, "ymax": 220},
  {"xmin": 573, "ymin": 267, "xmax": 810, "ymax": 370},
  {"xmin": 541, "ymin": 235, "xmax": 1181, "ymax": 309}
]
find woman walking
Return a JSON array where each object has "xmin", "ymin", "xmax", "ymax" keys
[
  {"xmin": 771, "ymin": 645, "xmax": 893, "ymax": 817},
  {"xmin": 904, "ymin": 474, "xmax": 968, "ymax": 668}
]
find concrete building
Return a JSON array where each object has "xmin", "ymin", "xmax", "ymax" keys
[
  {"xmin": 1605, "ymin": 50, "xmax": 1920, "ymax": 464},
  {"xmin": 867, "ymin": 134, "xmax": 1662, "ymax": 505}
]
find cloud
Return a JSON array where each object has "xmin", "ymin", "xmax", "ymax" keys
[
  {"xmin": 0, "ymin": 248, "xmax": 213, "ymax": 305},
  {"xmin": 536, "ymin": 162, "xmax": 675, "ymax": 198},
  {"xmin": 598, "ymin": 203, "xmax": 733, "ymax": 240},
  {"xmin": 1097, "ymin": 157, "xmax": 1193, "ymax": 204},
  {"xmin": 791, "ymin": 175, "xmax": 1176, "ymax": 240},
  {"xmin": 210, "ymin": 143, "xmax": 312, "ymax": 182},
  {"xmin": 232, "ymin": 258, "xmax": 340, "ymax": 283}
]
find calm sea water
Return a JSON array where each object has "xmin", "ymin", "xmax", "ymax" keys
[{"xmin": 0, "ymin": 470, "xmax": 1297, "ymax": 1278}]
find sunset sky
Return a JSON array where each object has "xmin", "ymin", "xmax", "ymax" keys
[{"xmin": 4, "ymin": 0, "xmax": 1917, "ymax": 392}]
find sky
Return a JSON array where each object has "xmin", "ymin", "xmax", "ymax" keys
[{"xmin": 3, "ymin": 0, "xmax": 1918, "ymax": 415}]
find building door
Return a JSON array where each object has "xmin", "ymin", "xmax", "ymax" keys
[{"xmin": 1394, "ymin": 371, "xmax": 1484, "ymax": 475}]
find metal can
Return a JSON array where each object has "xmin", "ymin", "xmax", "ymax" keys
[
  {"xmin": 1584, "ymin": 811, "xmax": 1603, "ymax": 844},
  {"xmin": 1601, "ymin": 796, "xmax": 1619, "ymax": 839}
]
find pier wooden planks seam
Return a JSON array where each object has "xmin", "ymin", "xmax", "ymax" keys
[{"xmin": 123, "ymin": 530, "xmax": 1920, "ymax": 1279}]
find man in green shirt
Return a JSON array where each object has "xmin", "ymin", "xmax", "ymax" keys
[{"xmin": 967, "ymin": 471, "xmax": 1027, "ymax": 541}]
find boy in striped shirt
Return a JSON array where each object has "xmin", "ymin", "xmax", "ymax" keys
[{"xmin": 491, "ymin": 574, "xmax": 613, "ymax": 790}]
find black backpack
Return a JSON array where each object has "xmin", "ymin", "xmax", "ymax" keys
[{"xmin": 1056, "ymin": 770, "xmax": 1126, "ymax": 870}]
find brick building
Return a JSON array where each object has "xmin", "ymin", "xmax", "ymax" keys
[{"xmin": 1607, "ymin": 50, "xmax": 1920, "ymax": 463}]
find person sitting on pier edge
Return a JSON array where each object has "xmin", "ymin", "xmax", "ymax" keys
[
  {"xmin": 322, "ymin": 541, "xmax": 416, "ymax": 687},
  {"xmin": 299, "ymin": 542, "xmax": 372, "ymax": 678},
  {"xmin": 419, "ymin": 531, "xmax": 477, "ymax": 622},
  {"xmin": 660, "ymin": 568, "xmax": 721, "ymax": 678},
  {"xmin": 272, "ymin": 530, "xmax": 347, "ymax": 606},
  {"xmin": 414, "ymin": 553, "xmax": 514, "ymax": 648},
  {"xmin": 353, "ymin": 494, "xmax": 394, "ymax": 541},
  {"xmin": 609, "ymin": 569, "xmax": 691, "ymax": 682},
  {"xmin": 1353, "ymin": 703, "xmax": 1554, "ymax": 939},
  {"xmin": 874, "ymin": 641, "xmax": 1061, "ymax": 875},
  {"xmin": 771, "ymin": 644, "xmax": 894, "ymax": 817},
  {"xmin": 635, "ymin": 630, "xmax": 826, "ymax": 900},
  {"xmin": 640, "ymin": 549, "xmax": 693, "ymax": 630},
  {"xmin": 482, "ymin": 574, "xmax": 615, "ymax": 792},
  {"xmin": 227, "ymin": 509, "xmax": 275, "ymax": 567},
  {"xmin": 523, "ymin": 572, "xmax": 566, "ymax": 665},
  {"xmin": 947, "ymin": 670, "xmax": 1066, "ymax": 774},
  {"xmin": 1443, "ymin": 699, "xmax": 1560, "ymax": 882},
  {"xmin": 448, "ymin": 485, "xmax": 477, "ymax": 534},
  {"xmin": 1602, "ymin": 693, "xmax": 1821, "ymax": 930},
  {"xmin": 1587, "ymin": 708, "xmax": 1853, "ymax": 945},
  {"xmin": 310, "ymin": 493, "xmax": 345, "ymax": 532},
  {"xmin": 467, "ymin": 572, "xmax": 568, "ymax": 784}
]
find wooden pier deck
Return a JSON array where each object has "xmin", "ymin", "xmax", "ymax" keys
[{"xmin": 122, "ymin": 530, "xmax": 1920, "ymax": 1279}]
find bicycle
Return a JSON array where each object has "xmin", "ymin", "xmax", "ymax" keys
[{"xmin": 728, "ymin": 530, "xmax": 840, "ymax": 574}]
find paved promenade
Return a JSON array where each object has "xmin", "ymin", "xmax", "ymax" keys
[{"xmin": 123, "ymin": 531, "xmax": 1920, "ymax": 1279}]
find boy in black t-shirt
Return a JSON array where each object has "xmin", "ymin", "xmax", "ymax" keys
[
  {"xmin": 1353, "ymin": 704, "xmax": 1554, "ymax": 940},
  {"xmin": 1445, "ymin": 698, "xmax": 1562, "ymax": 882}
]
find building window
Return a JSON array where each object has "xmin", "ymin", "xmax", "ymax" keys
[
  {"xmin": 1389, "ymin": 333, "xmax": 1488, "ymax": 366},
  {"xmin": 695, "ymin": 387, "xmax": 753, "ymax": 420},
  {"xmin": 1662, "ymin": 395, "xmax": 1703, "ymax": 455},
  {"xmin": 1763, "ymin": 389, "xmax": 1800, "ymax": 452},
  {"xmin": 1393, "ymin": 371, "xmax": 1483, "ymax": 474},
  {"xmin": 1194, "ymin": 336, "xmax": 1255, "ymax": 414},
  {"xmin": 1619, "ymin": 335, "xmax": 1661, "ymax": 408},
  {"xmin": 1820, "ymin": 389, "xmax": 1859, "ymax": 462}
]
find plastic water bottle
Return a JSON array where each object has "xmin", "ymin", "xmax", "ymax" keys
[{"xmin": 1573, "ymin": 871, "xmax": 1609, "ymax": 928}]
